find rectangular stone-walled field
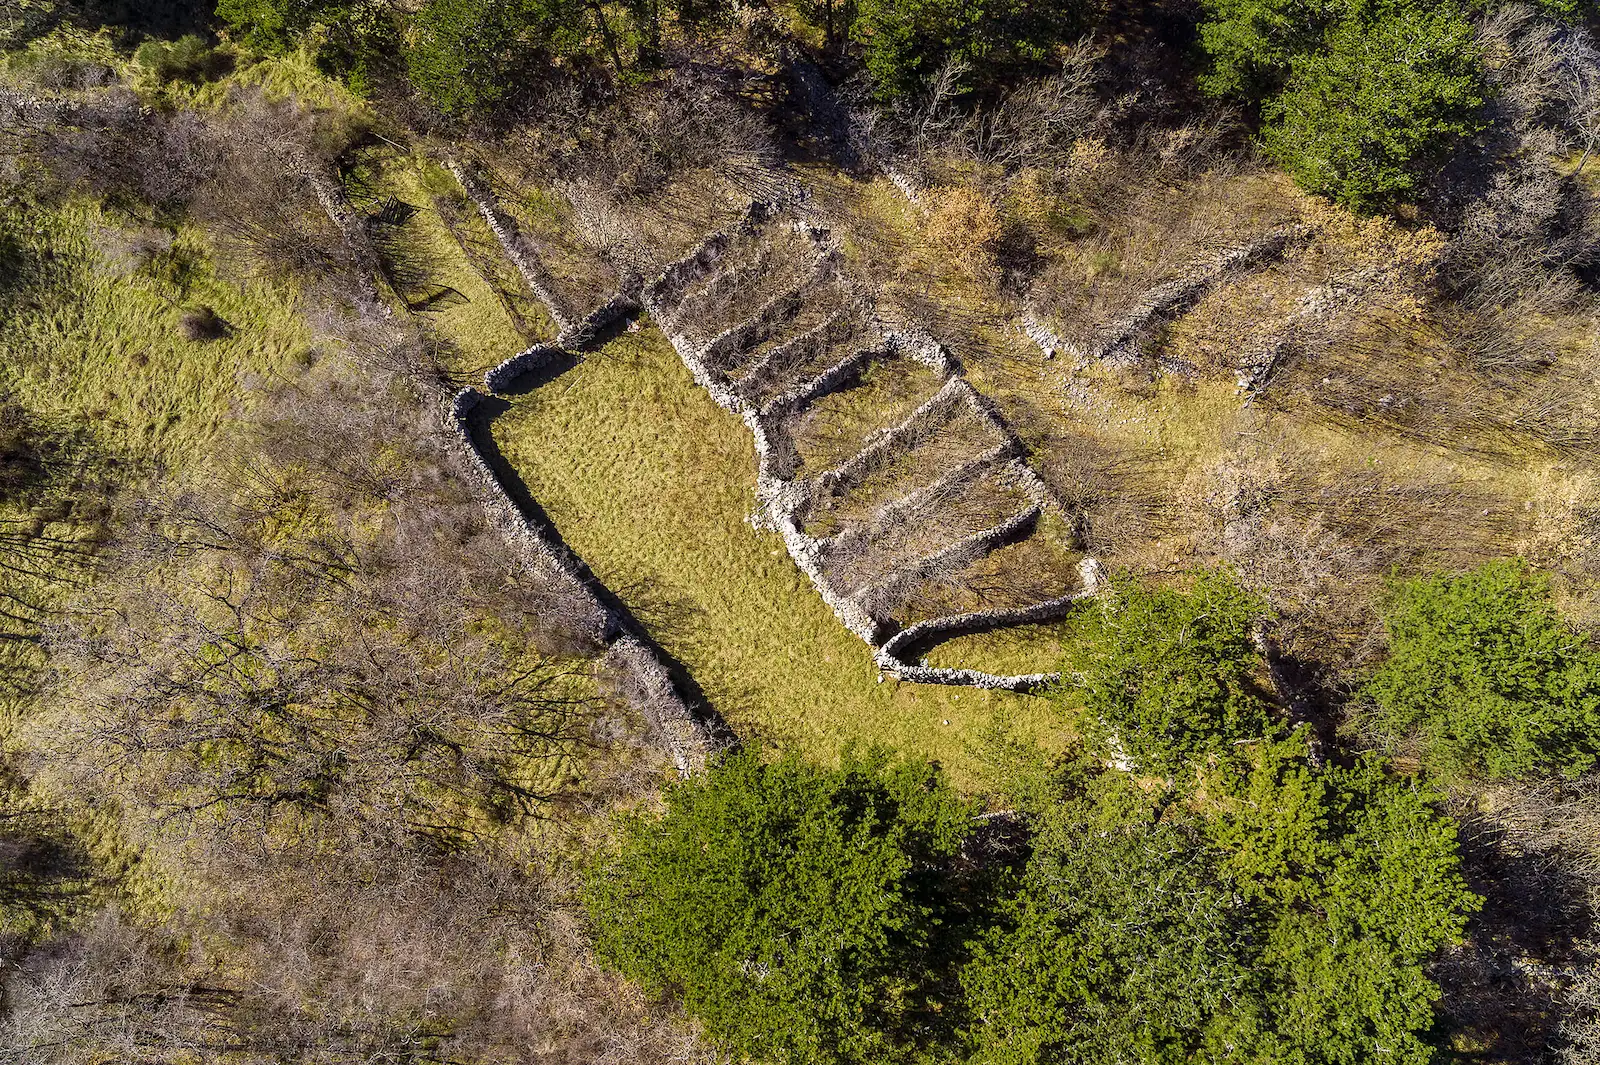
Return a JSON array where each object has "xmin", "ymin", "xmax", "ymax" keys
[{"xmin": 485, "ymin": 327, "xmax": 1071, "ymax": 780}]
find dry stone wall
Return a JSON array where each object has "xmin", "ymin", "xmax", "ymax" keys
[
  {"xmin": 444, "ymin": 385, "xmax": 722, "ymax": 773},
  {"xmin": 817, "ymin": 442, "xmax": 1016, "ymax": 561},
  {"xmin": 1020, "ymin": 309, "xmax": 1086, "ymax": 364},
  {"xmin": 1232, "ymin": 261, "xmax": 1389, "ymax": 391},
  {"xmin": 298, "ymin": 158, "xmax": 719, "ymax": 773},
  {"xmin": 785, "ymin": 56, "xmax": 925, "ymax": 205},
  {"xmin": 306, "ymin": 165, "xmax": 384, "ymax": 281},
  {"xmin": 1022, "ymin": 227, "xmax": 1307, "ymax": 376},
  {"xmin": 557, "ymin": 292, "xmax": 640, "ymax": 350},
  {"xmin": 334, "ymin": 131, "xmax": 1106, "ymax": 726},
  {"xmin": 803, "ymin": 376, "xmax": 969, "ymax": 513},
  {"xmin": 853, "ymin": 504, "xmax": 1042, "ymax": 618},
  {"xmin": 448, "ymin": 155, "xmax": 579, "ymax": 334},
  {"xmin": 1092, "ymin": 227, "xmax": 1305, "ymax": 367},
  {"xmin": 642, "ymin": 200, "xmax": 1103, "ymax": 691},
  {"xmin": 793, "ymin": 75, "xmax": 1302, "ymax": 400},
  {"xmin": 737, "ymin": 306, "xmax": 866, "ymax": 403},
  {"xmin": 483, "ymin": 344, "xmax": 563, "ymax": 393}
]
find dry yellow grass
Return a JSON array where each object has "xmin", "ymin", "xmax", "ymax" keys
[
  {"xmin": 841, "ymin": 138, "xmax": 1600, "ymax": 653},
  {"xmin": 2, "ymin": 202, "xmax": 315, "ymax": 464}
]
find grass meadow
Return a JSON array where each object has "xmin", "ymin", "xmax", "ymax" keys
[
  {"xmin": 486, "ymin": 326, "xmax": 1068, "ymax": 782},
  {"xmin": 1, "ymin": 200, "xmax": 314, "ymax": 465},
  {"xmin": 0, "ymin": 195, "xmax": 327, "ymax": 926}
]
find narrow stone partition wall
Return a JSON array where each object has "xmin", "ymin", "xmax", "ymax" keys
[
  {"xmin": 557, "ymin": 292, "xmax": 640, "ymax": 350},
  {"xmin": 872, "ymin": 559, "xmax": 1104, "ymax": 691},
  {"xmin": 1020, "ymin": 309, "xmax": 1086, "ymax": 364},
  {"xmin": 1090, "ymin": 227, "xmax": 1306, "ymax": 367},
  {"xmin": 641, "ymin": 199, "xmax": 1103, "ymax": 694},
  {"xmin": 447, "ymin": 155, "xmax": 579, "ymax": 334},
  {"xmin": 442, "ymin": 387, "xmax": 724, "ymax": 773},
  {"xmin": 1021, "ymin": 227, "xmax": 1307, "ymax": 375}
]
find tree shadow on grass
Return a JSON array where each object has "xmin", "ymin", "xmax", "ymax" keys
[
  {"xmin": 1433, "ymin": 806, "xmax": 1596, "ymax": 1063},
  {"xmin": 0, "ymin": 808, "xmax": 101, "ymax": 963}
]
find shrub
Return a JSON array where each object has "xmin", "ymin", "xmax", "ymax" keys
[
  {"xmin": 1363, "ymin": 560, "xmax": 1600, "ymax": 781},
  {"xmin": 1060, "ymin": 569, "xmax": 1272, "ymax": 776},
  {"xmin": 1261, "ymin": 6, "xmax": 1485, "ymax": 212},
  {"xmin": 1200, "ymin": 0, "xmax": 1486, "ymax": 212},
  {"xmin": 923, "ymin": 185, "xmax": 1002, "ymax": 281},
  {"xmin": 178, "ymin": 306, "xmax": 227, "ymax": 341},
  {"xmin": 850, "ymin": 0, "xmax": 1088, "ymax": 99},
  {"xmin": 961, "ymin": 786, "xmax": 1246, "ymax": 1064},
  {"xmin": 216, "ymin": 0, "xmax": 347, "ymax": 50},
  {"xmin": 963, "ymin": 734, "xmax": 1479, "ymax": 1065},
  {"xmin": 404, "ymin": 0, "xmax": 592, "ymax": 115},
  {"xmin": 216, "ymin": 0, "xmax": 399, "ymax": 91},
  {"xmin": 584, "ymin": 748, "xmax": 977, "ymax": 1065},
  {"xmin": 133, "ymin": 35, "xmax": 234, "ymax": 84}
]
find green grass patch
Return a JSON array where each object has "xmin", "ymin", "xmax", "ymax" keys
[
  {"xmin": 923, "ymin": 622, "xmax": 1074, "ymax": 675},
  {"xmin": 369, "ymin": 157, "xmax": 533, "ymax": 380},
  {"xmin": 486, "ymin": 325, "xmax": 1061, "ymax": 782},
  {"xmin": 1, "ymin": 200, "xmax": 314, "ymax": 466}
]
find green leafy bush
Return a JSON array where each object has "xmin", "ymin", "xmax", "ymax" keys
[
  {"xmin": 583, "ymin": 748, "xmax": 977, "ymax": 1065},
  {"xmin": 134, "ymin": 34, "xmax": 233, "ymax": 84},
  {"xmin": 962, "ymin": 734, "xmax": 1479, "ymax": 1065},
  {"xmin": 1198, "ymin": 0, "xmax": 1328, "ymax": 101},
  {"xmin": 961, "ymin": 786, "xmax": 1246, "ymax": 1064},
  {"xmin": 1530, "ymin": 0, "xmax": 1600, "ymax": 17},
  {"xmin": 216, "ymin": 0, "xmax": 400, "ymax": 92},
  {"xmin": 1363, "ymin": 560, "xmax": 1600, "ymax": 781},
  {"xmin": 405, "ymin": 0, "xmax": 529, "ymax": 114},
  {"xmin": 216, "ymin": 0, "xmax": 340, "ymax": 50},
  {"xmin": 849, "ymin": 0, "xmax": 1087, "ymax": 99},
  {"xmin": 1060, "ymin": 569, "xmax": 1271, "ymax": 776},
  {"xmin": 1261, "ymin": 7, "xmax": 1484, "ymax": 211},
  {"xmin": 1199, "ymin": 0, "xmax": 1485, "ymax": 211}
]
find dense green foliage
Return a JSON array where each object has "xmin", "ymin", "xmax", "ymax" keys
[
  {"xmin": 1198, "ymin": 0, "xmax": 1326, "ymax": 101},
  {"xmin": 1199, "ymin": 0, "xmax": 1485, "ymax": 210},
  {"xmin": 587, "ymin": 712, "xmax": 1478, "ymax": 1065},
  {"xmin": 1364, "ymin": 561, "xmax": 1600, "ymax": 781},
  {"xmin": 216, "ymin": 0, "xmax": 399, "ymax": 91},
  {"xmin": 215, "ymin": 0, "xmax": 1086, "ymax": 103},
  {"xmin": 1261, "ymin": 8, "xmax": 1483, "ymax": 210},
  {"xmin": 961, "ymin": 776, "xmax": 1246, "ymax": 1064},
  {"xmin": 848, "ymin": 0, "xmax": 1086, "ymax": 99},
  {"xmin": 963, "ymin": 734, "xmax": 1478, "ymax": 1065},
  {"xmin": 133, "ymin": 32, "xmax": 232, "ymax": 82},
  {"xmin": 1527, "ymin": 0, "xmax": 1600, "ymax": 17},
  {"xmin": 215, "ymin": 0, "xmax": 730, "ymax": 110},
  {"xmin": 403, "ymin": 0, "xmax": 576, "ymax": 114},
  {"xmin": 584, "ymin": 749, "xmax": 978, "ymax": 1065},
  {"xmin": 1061, "ymin": 570, "xmax": 1271, "ymax": 776}
]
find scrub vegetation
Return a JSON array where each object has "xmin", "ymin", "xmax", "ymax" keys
[{"xmin": 3, "ymin": 0, "xmax": 1600, "ymax": 1063}]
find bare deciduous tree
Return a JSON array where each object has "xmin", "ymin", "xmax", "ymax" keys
[{"xmin": 31, "ymin": 370, "xmax": 604, "ymax": 856}]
